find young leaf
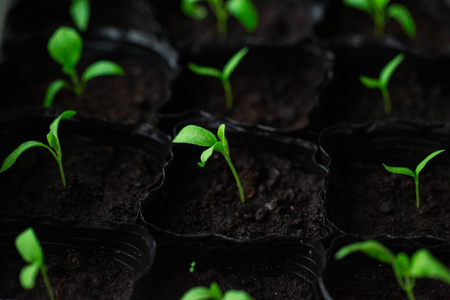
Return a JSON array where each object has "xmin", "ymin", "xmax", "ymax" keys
[
  {"xmin": 0, "ymin": 141, "xmax": 51, "ymax": 172},
  {"xmin": 226, "ymin": 0, "xmax": 258, "ymax": 32},
  {"xmin": 173, "ymin": 125, "xmax": 218, "ymax": 147},
  {"xmin": 70, "ymin": 0, "xmax": 90, "ymax": 32},
  {"xmin": 223, "ymin": 47, "xmax": 249, "ymax": 79},
  {"xmin": 380, "ymin": 53, "xmax": 405, "ymax": 86},
  {"xmin": 360, "ymin": 76, "xmax": 380, "ymax": 89},
  {"xmin": 209, "ymin": 283, "xmax": 223, "ymax": 299},
  {"xmin": 188, "ymin": 63, "xmax": 222, "ymax": 79},
  {"xmin": 15, "ymin": 228, "xmax": 44, "ymax": 265},
  {"xmin": 20, "ymin": 264, "xmax": 40, "ymax": 289},
  {"xmin": 382, "ymin": 164, "xmax": 415, "ymax": 178},
  {"xmin": 81, "ymin": 60, "xmax": 124, "ymax": 83},
  {"xmin": 343, "ymin": 0, "xmax": 371, "ymax": 13},
  {"xmin": 44, "ymin": 80, "xmax": 71, "ymax": 107},
  {"xmin": 199, "ymin": 142, "xmax": 224, "ymax": 167},
  {"xmin": 409, "ymin": 249, "xmax": 450, "ymax": 283},
  {"xmin": 415, "ymin": 149, "xmax": 445, "ymax": 175},
  {"xmin": 181, "ymin": 0, "xmax": 208, "ymax": 20},
  {"xmin": 49, "ymin": 110, "xmax": 77, "ymax": 143},
  {"xmin": 374, "ymin": 0, "xmax": 390, "ymax": 11},
  {"xmin": 180, "ymin": 286, "xmax": 211, "ymax": 300},
  {"xmin": 223, "ymin": 290, "xmax": 254, "ymax": 300},
  {"xmin": 387, "ymin": 4, "xmax": 416, "ymax": 38},
  {"xmin": 335, "ymin": 240, "xmax": 395, "ymax": 264},
  {"xmin": 47, "ymin": 27, "xmax": 82, "ymax": 69}
]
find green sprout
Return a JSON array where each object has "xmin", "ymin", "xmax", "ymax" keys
[
  {"xmin": 181, "ymin": 282, "xmax": 254, "ymax": 300},
  {"xmin": 44, "ymin": 26, "xmax": 124, "ymax": 107},
  {"xmin": 190, "ymin": 261, "xmax": 196, "ymax": 273},
  {"xmin": 181, "ymin": 0, "xmax": 258, "ymax": 38},
  {"xmin": 15, "ymin": 228, "xmax": 55, "ymax": 300},
  {"xmin": 335, "ymin": 240, "xmax": 450, "ymax": 300},
  {"xmin": 70, "ymin": 0, "xmax": 90, "ymax": 32},
  {"xmin": 383, "ymin": 149, "xmax": 445, "ymax": 209},
  {"xmin": 188, "ymin": 47, "xmax": 248, "ymax": 111},
  {"xmin": 0, "ymin": 110, "xmax": 76, "ymax": 187},
  {"xmin": 360, "ymin": 53, "xmax": 404, "ymax": 115},
  {"xmin": 172, "ymin": 124, "xmax": 245, "ymax": 203},
  {"xmin": 343, "ymin": 0, "xmax": 416, "ymax": 38}
]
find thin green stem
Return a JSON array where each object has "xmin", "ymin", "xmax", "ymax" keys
[
  {"xmin": 208, "ymin": 0, "xmax": 228, "ymax": 37},
  {"xmin": 41, "ymin": 145, "xmax": 66, "ymax": 187},
  {"xmin": 224, "ymin": 156, "xmax": 245, "ymax": 203},
  {"xmin": 381, "ymin": 87, "xmax": 391, "ymax": 116},
  {"xmin": 415, "ymin": 176, "xmax": 420, "ymax": 209},
  {"xmin": 222, "ymin": 78, "xmax": 233, "ymax": 111},
  {"xmin": 404, "ymin": 286, "xmax": 415, "ymax": 300},
  {"xmin": 40, "ymin": 265, "xmax": 55, "ymax": 300},
  {"xmin": 373, "ymin": 8, "xmax": 385, "ymax": 38},
  {"xmin": 69, "ymin": 69, "xmax": 82, "ymax": 96}
]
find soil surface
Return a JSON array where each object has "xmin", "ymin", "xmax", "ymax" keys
[
  {"xmin": 146, "ymin": 142, "xmax": 326, "ymax": 240},
  {"xmin": 0, "ymin": 137, "xmax": 158, "ymax": 223},
  {"xmin": 1, "ymin": 246, "xmax": 140, "ymax": 300},
  {"xmin": 153, "ymin": 0, "xmax": 322, "ymax": 50},
  {"xmin": 1, "ymin": 52, "xmax": 170, "ymax": 125},
  {"xmin": 324, "ymin": 251, "xmax": 450, "ymax": 299},
  {"xmin": 325, "ymin": 156, "xmax": 450, "ymax": 240},
  {"xmin": 315, "ymin": 0, "xmax": 450, "ymax": 51},
  {"xmin": 146, "ymin": 260, "xmax": 314, "ymax": 300}
]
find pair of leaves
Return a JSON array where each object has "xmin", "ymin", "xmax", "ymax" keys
[
  {"xmin": 15, "ymin": 228, "xmax": 44, "ymax": 289},
  {"xmin": 70, "ymin": 0, "xmax": 90, "ymax": 32},
  {"xmin": 182, "ymin": 0, "xmax": 258, "ymax": 32},
  {"xmin": 181, "ymin": 282, "xmax": 254, "ymax": 300},
  {"xmin": 360, "ymin": 53, "xmax": 405, "ymax": 90}
]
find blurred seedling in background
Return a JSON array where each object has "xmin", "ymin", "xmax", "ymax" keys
[
  {"xmin": 15, "ymin": 228, "xmax": 55, "ymax": 300},
  {"xmin": 181, "ymin": 282, "xmax": 254, "ymax": 300},
  {"xmin": 360, "ymin": 53, "xmax": 404, "ymax": 115},
  {"xmin": 188, "ymin": 47, "xmax": 248, "ymax": 111},
  {"xmin": 172, "ymin": 124, "xmax": 245, "ymax": 203},
  {"xmin": 335, "ymin": 240, "xmax": 450, "ymax": 300},
  {"xmin": 383, "ymin": 149, "xmax": 445, "ymax": 209},
  {"xmin": 181, "ymin": 0, "xmax": 258, "ymax": 38},
  {"xmin": 0, "ymin": 110, "xmax": 76, "ymax": 187},
  {"xmin": 343, "ymin": 0, "xmax": 416, "ymax": 38},
  {"xmin": 190, "ymin": 261, "xmax": 196, "ymax": 273},
  {"xmin": 44, "ymin": 26, "xmax": 124, "ymax": 107},
  {"xmin": 70, "ymin": 0, "xmax": 90, "ymax": 31}
]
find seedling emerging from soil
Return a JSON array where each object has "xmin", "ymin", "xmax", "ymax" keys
[
  {"xmin": 382, "ymin": 149, "xmax": 445, "ymax": 209},
  {"xmin": 70, "ymin": 0, "xmax": 90, "ymax": 31},
  {"xmin": 172, "ymin": 124, "xmax": 245, "ymax": 203},
  {"xmin": 343, "ymin": 0, "xmax": 416, "ymax": 38},
  {"xmin": 190, "ymin": 261, "xmax": 196, "ymax": 273},
  {"xmin": 181, "ymin": 0, "xmax": 258, "ymax": 38},
  {"xmin": 181, "ymin": 282, "xmax": 254, "ymax": 300},
  {"xmin": 44, "ymin": 26, "xmax": 124, "ymax": 107},
  {"xmin": 335, "ymin": 240, "xmax": 450, "ymax": 300},
  {"xmin": 360, "ymin": 53, "xmax": 404, "ymax": 115},
  {"xmin": 15, "ymin": 228, "xmax": 55, "ymax": 300},
  {"xmin": 0, "ymin": 110, "xmax": 76, "ymax": 187},
  {"xmin": 188, "ymin": 47, "xmax": 248, "ymax": 111}
]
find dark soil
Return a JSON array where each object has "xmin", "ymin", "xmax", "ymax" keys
[
  {"xmin": 1, "ymin": 53, "xmax": 170, "ymax": 125},
  {"xmin": 316, "ymin": 0, "xmax": 450, "ymax": 51},
  {"xmin": 0, "ymin": 137, "xmax": 158, "ymax": 223},
  {"xmin": 318, "ymin": 55, "xmax": 450, "ymax": 128},
  {"xmin": 326, "ymin": 157, "xmax": 450, "ymax": 240},
  {"xmin": 146, "ymin": 142, "xmax": 325, "ymax": 240},
  {"xmin": 146, "ymin": 260, "xmax": 314, "ymax": 300},
  {"xmin": 153, "ymin": 0, "xmax": 322, "ymax": 50},
  {"xmin": 324, "ymin": 252, "xmax": 450, "ymax": 299},
  {"xmin": 1, "ymin": 246, "xmax": 140, "ymax": 300}
]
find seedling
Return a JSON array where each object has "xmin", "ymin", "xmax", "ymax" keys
[
  {"xmin": 172, "ymin": 124, "xmax": 245, "ymax": 203},
  {"xmin": 44, "ymin": 26, "xmax": 124, "ymax": 107},
  {"xmin": 0, "ymin": 110, "xmax": 76, "ymax": 187},
  {"xmin": 383, "ymin": 149, "xmax": 445, "ymax": 209},
  {"xmin": 360, "ymin": 53, "xmax": 404, "ymax": 115},
  {"xmin": 188, "ymin": 47, "xmax": 248, "ymax": 111},
  {"xmin": 15, "ymin": 228, "xmax": 55, "ymax": 300},
  {"xmin": 181, "ymin": 0, "xmax": 258, "ymax": 38},
  {"xmin": 343, "ymin": 0, "xmax": 416, "ymax": 38},
  {"xmin": 335, "ymin": 240, "xmax": 450, "ymax": 300},
  {"xmin": 190, "ymin": 261, "xmax": 196, "ymax": 273},
  {"xmin": 70, "ymin": 0, "xmax": 90, "ymax": 32},
  {"xmin": 181, "ymin": 282, "xmax": 254, "ymax": 300}
]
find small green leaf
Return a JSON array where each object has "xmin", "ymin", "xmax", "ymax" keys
[
  {"xmin": 181, "ymin": 0, "xmax": 208, "ymax": 20},
  {"xmin": 409, "ymin": 249, "xmax": 450, "ymax": 283},
  {"xmin": 223, "ymin": 47, "xmax": 248, "ymax": 79},
  {"xmin": 81, "ymin": 60, "xmax": 124, "ymax": 83},
  {"xmin": 374, "ymin": 0, "xmax": 390, "ymax": 11},
  {"xmin": 217, "ymin": 124, "xmax": 226, "ymax": 144},
  {"xmin": 382, "ymin": 164, "xmax": 415, "ymax": 178},
  {"xmin": 393, "ymin": 252, "xmax": 411, "ymax": 284},
  {"xmin": 180, "ymin": 286, "xmax": 211, "ymax": 300},
  {"xmin": 173, "ymin": 125, "xmax": 218, "ymax": 147},
  {"xmin": 49, "ymin": 110, "xmax": 76, "ymax": 143},
  {"xmin": 335, "ymin": 240, "xmax": 395, "ymax": 264},
  {"xmin": 70, "ymin": 0, "xmax": 90, "ymax": 32},
  {"xmin": 387, "ymin": 4, "xmax": 416, "ymax": 39},
  {"xmin": 43, "ymin": 80, "xmax": 71, "ymax": 107},
  {"xmin": 20, "ymin": 263, "xmax": 40, "ymax": 289},
  {"xmin": 47, "ymin": 27, "xmax": 82, "ymax": 69},
  {"xmin": 226, "ymin": 0, "xmax": 258, "ymax": 32},
  {"xmin": 360, "ymin": 76, "xmax": 381, "ymax": 89},
  {"xmin": 0, "ymin": 141, "xmax": 50, "ymax": 172},
  {"xmin": 15, "ymin": 228, "xmax": 44, "ymax": 265},
  {"xmin": 188, "ymin": 63, "xmax": 222, "ymax": 79},
  {"xmin": 199, "ymin": 142, "xmax": 224, "ymax": 167},
  {"xmin": 223, "ymin": 290, "xmax": 255, "ymax": 300},
  {"xmin": 209, "ymin": 282, "xmax": 223, "ymax": 299},
  {"xmin": 46, "ymin": 132, "xmax": 58, "ymax": 149},
  {"xmin": 343, "ymin": 0, "xmax": 371, "ymax": 13},
  {"xmin": 379, "ymin": 53, "xmax": 405, "ymax": 87},
  {"xmin": 415, "ymin": 149, "xmax": 445, "ymax": 176}
]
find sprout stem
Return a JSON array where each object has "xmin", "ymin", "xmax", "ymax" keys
[
  {"xmin": 222, "ymin": 79, "xmax": 233, "ymax": 111},
  {"xmin": 57, "ymin": 158, "xmax": 67, "ymax": 187},
  {"xmin": 40, "ymin": 265, "xmax": 55, "ymax": 300},
  {"xmin": 381, "ymin": 87, "xmax": 391, "ymax": 115},
  {"xmin": 415, "ymin": 176, "xmax": 420, "ymax": 209},
  {"xmin": 224, "ymin": 156, "xmax": 245, "ymax": 203}
]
